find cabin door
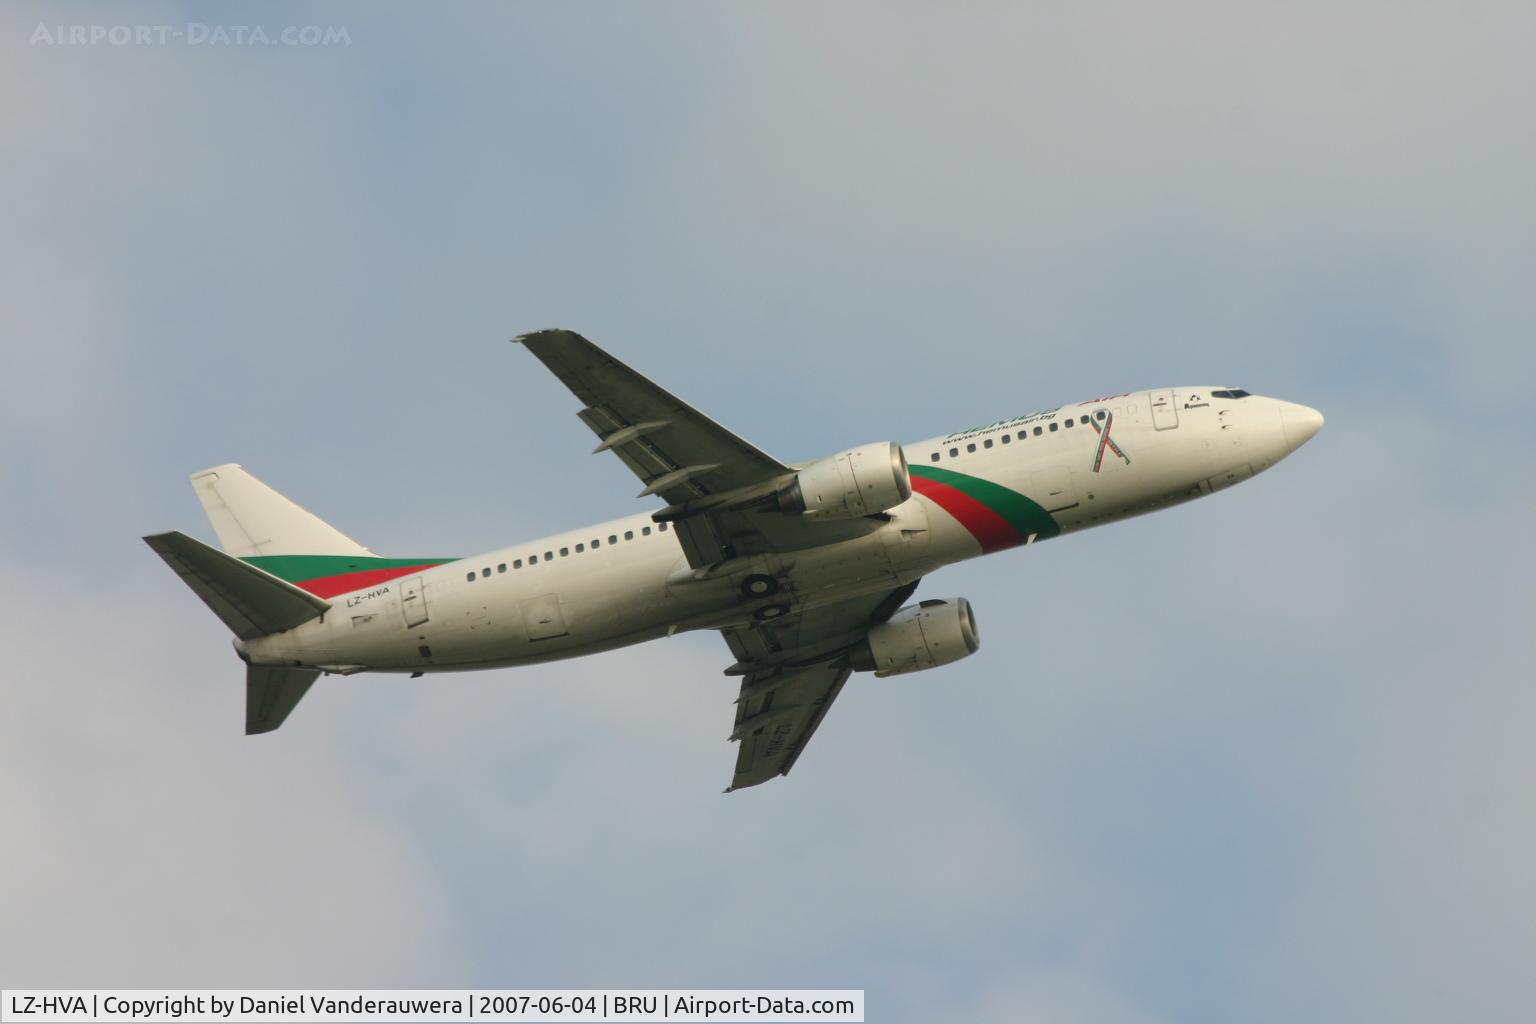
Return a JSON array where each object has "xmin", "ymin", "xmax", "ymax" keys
[
  {"xmin": 1148, "ymin": 389, "xmax": 1180, "ymax": 430},
  {"xmin": 399, "ymin": 576, "xmax": 430, "ymax": 628}
]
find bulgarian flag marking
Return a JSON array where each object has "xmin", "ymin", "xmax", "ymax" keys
[
  {"xmin": 908, "ymin": 464, "xmax": 1060, "ymax": 553},
  {"xmin": 243, "ymin": 555, "xmax": 455, "ymax": 599}
]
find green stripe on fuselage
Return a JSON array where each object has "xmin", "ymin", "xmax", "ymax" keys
[
  {"xmin": 909, "ymin": 465, "xmax": 1061, "ymax": 541},
  {"xmin": 244, "ymin": 554, "xmax": 454, "ymax": 583}
]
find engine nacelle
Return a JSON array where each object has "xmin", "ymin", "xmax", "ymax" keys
[
  {"xmin": 779, "ymin": 441, "xmax": 912, "ymax": 520},
  {"xmin": 849, "ymin": 598, "xmax": 980, "ymax": 677}
]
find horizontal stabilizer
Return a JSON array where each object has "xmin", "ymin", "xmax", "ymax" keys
[
  {"xmin": 143, "ymin": 531, "xmax": 330, "ymax": 640},
  {"xmin": 247, "ymin": 665, "xmax": 320, "ymax": 734}
]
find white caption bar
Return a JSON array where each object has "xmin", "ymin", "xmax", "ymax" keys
[{"xmin": 1, "ymin": 991, "xmax": 863, "ymax": 1023}]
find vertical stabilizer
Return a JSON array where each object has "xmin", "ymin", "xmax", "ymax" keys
[{"xmin": 191, "ymin": 464, "xmax": 372, "ymax": 558}]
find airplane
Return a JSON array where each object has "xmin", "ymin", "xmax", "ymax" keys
[{"xmin": 145, "ymin": 329, "xmax": 1324, "ymax": 791}]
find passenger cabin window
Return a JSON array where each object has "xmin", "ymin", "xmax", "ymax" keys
[
  {"xmin": 930, "ymin": 452, "xmax": 940, "ymax": 462},
  {"xmin": 624, "ymin": 531, "xmax": 634, "ymax": 541},
  {"xmin": 1064, "ymin": 419, "xmax": 1073, "ymax": 428},
  {"xmin": 1049, "ymin": 422, "xmax": 1059, "ymax": 432},
  {"xmin": 967, "ymin": 443, "xmax": 976, "ymax": 453},
  {"xmin": 466, "ymin": 571, "xmax": 475, "ymax": 582},
  {"xmin": 642, "ymin": 526, "xmax": 652, "ymax": 536},
  {"xmin": 949, "ymin": 447, "xmax": 958, "ymax": 458},
  {"xmin": 1001, "ymin": 434, "xmax": 1010, "ymax": 444},
  {"xmin": 529, "ymin": 554, "xmax": 538, "ymax": 565},
  {"xmin": 514, "ymin": 559, "xmax": 522, "ymax": 569},
  {"xmin": 559, "ymin": 547, "xmax": 569, "ymax": 557},
  {"xmin": 1033, "ymin": 426, "xmax": 1043, "ymax": 436},
  {"xmin": 545, "ymin": 551, "xmax": 554, "ymax": 560},
  {"xmin": 659, "ymin": 522, "xmax": 668, "ymax": 532},
  {"xmin": 591, "ymin": 539, "xmax": 600, "ymax": 549},
  {"xmin": 481, "ymin": 567, "xmax": 491, "ymax": 578},
  {"xmin": 497, "ymin": 563, "xmax": 506, "ymax": 573},
  {"xmin": 609, "ymin": 535, "xmax": 618, "ymax": 545},
  {"xmin": 1096, "ymin": 410, "xmax": 1107, "ymax": 420},
  {"xmin": 575, "ymin": 543, "xmax": 584, "ymax": 553},
  {"xmin": 984, "ymin": 438, "xmax": 993, "ymax": 449},
  {"xmin": 1080, "ymin": 415, "xmax": 1090, "ymax": 425}
]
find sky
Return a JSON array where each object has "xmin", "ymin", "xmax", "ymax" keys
[{"xmin": 2, "ymin": 2, "xmax": 1533, "ymax": 1020}]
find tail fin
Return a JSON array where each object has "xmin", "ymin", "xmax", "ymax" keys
[
  {"xmin": 143, "ymin": 531, "xmax": 330, "ymax": 640},
  {"xmin": 184, "ymin": 464, "xmax": 452, "ymax": 599},
  {"xmin": 190, "ymin": 464, "xmax": 372, "ymax": 558}
]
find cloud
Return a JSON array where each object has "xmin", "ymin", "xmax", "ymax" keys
[
  {"xmin": 655, "ymin": 3, "xmax": 1536, "ymax": 406},
  {"xmin": 0, "ymin": 584, "xmax": 463, "ymax": 986}
]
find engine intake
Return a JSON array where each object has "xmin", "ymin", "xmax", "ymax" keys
[
  {"xmin": 849, "ymin": 598, "xmax": 980, "ymax": 677},
  {"xmin": 779, "ymin": 441, "xmax": 912, "ymax": 520}
]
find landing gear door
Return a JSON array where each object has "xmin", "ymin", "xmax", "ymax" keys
[
  {"xmin": 1149, "ymin": 389, "xmax": 1180, "ymax": 430},
  {"xmin": 400, "ymin": 576, "xmax": 429, "ymax": 628}
]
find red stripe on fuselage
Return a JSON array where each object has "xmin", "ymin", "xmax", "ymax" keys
[
  {"xmin": 293, "ymin": 563, "xmax": 447, "ymax": 599},
  {"xmin": 909, "ymin": 475, "xmax": 1022, "ymax": 553}
]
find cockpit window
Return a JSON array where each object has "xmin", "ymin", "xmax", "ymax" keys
[{"xmin": 1211, "ymin": 389, "xmax": 1251, "ymax": 399}]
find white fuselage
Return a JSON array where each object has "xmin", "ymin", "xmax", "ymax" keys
[{"xmin": 240, "ymin": 389, "xmax": 1320, "ymax": 674}]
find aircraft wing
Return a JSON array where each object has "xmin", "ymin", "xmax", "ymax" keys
[
  {"xmin": 722, "ymin": 580, "xmax": 919, "ymax": 791},
  {"xmin": 515, "ymin": 329, "xmax": 878, "ymax": 567}
]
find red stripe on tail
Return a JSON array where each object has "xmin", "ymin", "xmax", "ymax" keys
[{"xmin": 293, "ymin": 563, "xmax": 446, "ymax": 599}]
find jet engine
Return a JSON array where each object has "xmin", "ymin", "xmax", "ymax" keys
[
  {"xmin": 778, "ymin": 441, "xmax": 912, "ymax": 520},
  {"xmin": 849, "ymin": 598, "xmax": 980, "ymax": 677}
]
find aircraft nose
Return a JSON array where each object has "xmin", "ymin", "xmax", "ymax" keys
[{"xmin": 1279, "ymin": 402, "xmax": 1325, "ymax": 452}]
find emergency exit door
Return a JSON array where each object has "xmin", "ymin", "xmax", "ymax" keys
[{"xmin": 520, "ymin": 593, "xmax": 570, "ymax": 641}]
